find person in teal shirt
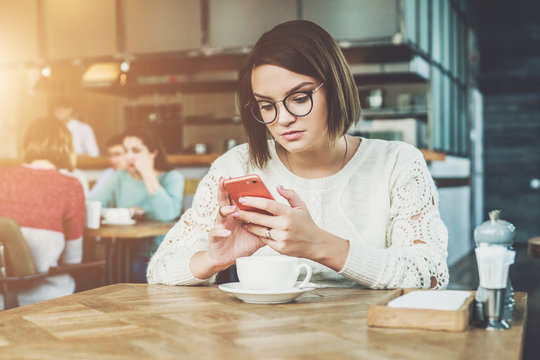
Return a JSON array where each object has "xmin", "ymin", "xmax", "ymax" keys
[{"xmin": 90, "ymin": 126, "xmax": 184, "ymax": 282}]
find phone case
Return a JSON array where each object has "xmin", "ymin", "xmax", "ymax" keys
[{"xmin": 223, "ymin": 174, "xmax": 274, "ymax": 214}]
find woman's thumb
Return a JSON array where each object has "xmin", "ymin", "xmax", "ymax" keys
[{"xmin": 277, "ymin": 185, "xmax": 305, "ymax": 209}]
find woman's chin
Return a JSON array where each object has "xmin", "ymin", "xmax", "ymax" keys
[{"xmin": 126, "ymin": 167, "xmax": 138, "ymax": 177}]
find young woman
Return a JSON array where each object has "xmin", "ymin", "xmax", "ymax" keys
[
  {"xmin": 147, "ymin": 20, "xmax": 449, "ymax": 289},
  {"xmin": 0, "ymin": 118, "xmax": 84, "ymax": 307},
  {"xmin": 90, "ymin": 126, "xmax": 184, "ymax": 282}
]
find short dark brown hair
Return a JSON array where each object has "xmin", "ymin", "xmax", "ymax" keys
[
  {"xmin": 238, "ymin": 20, "xmax": 361, "ymax": 168},
  {"xmin": 106, "ymin": 134, "xmax": 125, "ymax": 149},
  {"xmin": 51, "ymin": 95, "xmax": 74, "ymax": 109},
  {"xmin": 123, "ymin": 126, "xmax": 171, "ymax": 171},
  {"xmin": 23, "ymin": 117, "xmax": 75, "ymax": 171}
]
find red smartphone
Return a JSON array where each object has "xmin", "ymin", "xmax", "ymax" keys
[{"xmin": 223, "ymin": 174, "xmax": 275, "ymax": 215}]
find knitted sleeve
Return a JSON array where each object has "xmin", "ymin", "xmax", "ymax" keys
[
  {"xmin": 146, "ymin": 149, "xmax": 249, "ymax": 285},
  {"xmin": 340, "ymin": 148, "xmax": 449, "ymax": 289}
]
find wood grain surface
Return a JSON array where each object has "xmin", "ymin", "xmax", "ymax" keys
[{"xmin": 0, "ymin": 284, "xmax": 526, "ymax": 359}]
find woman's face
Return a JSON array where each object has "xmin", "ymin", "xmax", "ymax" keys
[
  {"xmin": 123, "ymin": 136, "xmax": 156, "ymax": 175},
  {"xmin": 250, "ymin": 64, "xmax": 329, "ymax": 154}
]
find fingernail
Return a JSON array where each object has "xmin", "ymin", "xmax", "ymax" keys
[
  {"xmin": 232, "ymin": 212, "xmax": 239, "ymax": 218},
  {"xmin": 278, "ymin": 185, "xmax": 287, "ymax": 190},
  {"xmin": 224, "ymin": 229, "xmax": 231, "ymax": 236},
  {"xmin": 238, "ymin": 197, "xmax": 246, "ymax": 204}
]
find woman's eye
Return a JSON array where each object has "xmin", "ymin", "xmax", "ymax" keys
[
  {"xmin": 259, "ymin": 103, "xmax": 274, "ymax": 112},
  {"xmin": 291, "ymin": 94, "xmax": 309, "ymax": 104}
]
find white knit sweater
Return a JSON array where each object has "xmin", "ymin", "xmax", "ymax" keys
[{"xmin": 147, "ymin": 138, "xmax": 449, "ymax": 289}]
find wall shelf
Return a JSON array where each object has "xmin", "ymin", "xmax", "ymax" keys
[{"xmin": 361, "ymin": 107, "xmax": 428, "ymax": 121}]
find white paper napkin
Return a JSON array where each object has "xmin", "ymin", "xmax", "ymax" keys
[
  {"xmin": 475, "ymin": 246, "xmax": 515, "ymax": 289},
  {"xmin": 387, "ymin": 290, "xmax": 472, "ymax": 311}
]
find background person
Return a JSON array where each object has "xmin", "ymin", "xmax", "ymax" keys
[
  {"xmin": 147, "ymin": 20, "xmax": 449, "ymax": 289},
  {"xmin": 0, "ymin": 117, "xmax": 84, "ymax": 308},
  {"xmin": 89, "ymin": 134, "xmax": 127, "ymax": 196},
  {"xmin": 90, "ymin": 125, "xmax": 184, "ymax": 282},
  {"xmin": 53, "ymin": 96, "xmax": 100, "ymax": 157}
]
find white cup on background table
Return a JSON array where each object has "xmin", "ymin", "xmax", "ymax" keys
[{"xmin": 85, "ymin": 201, "xmax": 102, "ymax": 229}]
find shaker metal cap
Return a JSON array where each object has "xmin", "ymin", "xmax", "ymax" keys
[{"xmin": 474, "ymin": 210, "xmax": 516, "ymax": 246}]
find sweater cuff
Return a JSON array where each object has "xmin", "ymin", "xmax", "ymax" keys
[
  {"xmin": 338, "ymin": 237, "xmax": 389, "ymax": 288},
  {"xmin": 149, "ymin": 250, "xmax": 210, "ymax": 286}
]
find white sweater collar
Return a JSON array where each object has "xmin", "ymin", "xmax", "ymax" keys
[{"xmin": 265, "ymin": 138, "xmax": 370, "ymax": 190}]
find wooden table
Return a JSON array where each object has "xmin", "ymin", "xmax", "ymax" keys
[
  {"xmin": 528, "ymin": 237, "xmax": 540, "ymax": 258},
  {"xmin": 84, "ymin": 221, "xmax": 174, "ymax": 283},
  {"xmin": 0, "ymin": 284, "xmax": 527, "ymax": 359}
]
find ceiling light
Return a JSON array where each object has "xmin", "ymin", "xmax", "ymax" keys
[
  {"xmin": 82, "ymin": 62, "xmax": 120, "ymax": 87},
  {"xmin": 120, "ymin": 60, "xmax": 130, "ymax": 73},
  {"xmin": 41, "ymin": 66, "xmax": 51, "ymax": 77}
]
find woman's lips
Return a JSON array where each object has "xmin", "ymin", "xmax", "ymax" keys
[{"xmin": 281, "ymin": 130, "xmax": 305, "ymax": 141}]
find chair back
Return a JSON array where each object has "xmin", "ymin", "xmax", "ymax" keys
[
  {"xmin": 0, "ymin": 218, "xmax": 37, "ymax": 277},
  {"xmin": 182, "ymin": 178, "xmax": 202, "ymax": 213}
]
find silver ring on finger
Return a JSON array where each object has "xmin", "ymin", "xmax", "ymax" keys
[{"xmin": 265, "ymin": 227, "xmax": 272, "ymax": 240}]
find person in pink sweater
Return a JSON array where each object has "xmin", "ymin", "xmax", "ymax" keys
[{"xmin": 0, "ymin": 117, "xmax": 84, "ymax": 308}]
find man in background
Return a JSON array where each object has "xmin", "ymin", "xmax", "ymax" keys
[
  {"xmin": 53, "ymin": 96, "xmax": 100, "ymax": 157},
  {"xmin": 89, "ymin": 134, "xmax": 126, "ymax": 196}
]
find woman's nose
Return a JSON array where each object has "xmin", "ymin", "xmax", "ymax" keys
[{"xmin": 276, "ymin": 102, "xmax": 296, "ymax": 126}]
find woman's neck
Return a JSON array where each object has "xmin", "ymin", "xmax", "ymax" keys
[
  {"xmin": 26, "ymin": 160, "xmax": 56, "ymax": 169},
  {"xmin": 278, "ymin": 135, "xmax": 355, "ymax": 179}
]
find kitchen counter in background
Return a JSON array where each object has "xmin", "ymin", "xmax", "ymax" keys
[{"xmin": 0, "ymin": 149, "xmax": 445, "ymax": 169}]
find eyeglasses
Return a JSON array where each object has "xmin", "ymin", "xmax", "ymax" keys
[{"xmin": 246, "ymin": 83, "xmax": 325, "ymax": 124}]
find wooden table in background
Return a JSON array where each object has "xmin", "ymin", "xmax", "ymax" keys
[
  {"xmin": 84, "ymin": 221, "xmax": 175, "ymax": 283},
  {"xmin": 0, "ymin": 284, "xmax": 527, "ymax": 359},
  {"xmin": 528, "ymin": 237, "xmax": 540, "ymax": 258}
]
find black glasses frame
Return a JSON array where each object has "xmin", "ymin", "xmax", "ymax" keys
[{"xmin": 246, "ymin": 83, "xmax": 325, "ymax": 124}]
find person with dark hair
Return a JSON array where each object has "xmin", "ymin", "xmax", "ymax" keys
[
  {"xmin": 88, "ymin": 134, "xmax": 127, "ymax": 196},
  {"xmin": 0, "ymin": 118, "xmax": 84, "ymax": 308},
  {"xmin": 89, "ymin": 126, "xmax": 184, "ymax": 282},
  {"xmin": 147, "ymin": 20, "xmax": 448, "ymax": 289},
  {"xmin": 53, "ymin": 96, "xmax": 100, "ymax": 157}
]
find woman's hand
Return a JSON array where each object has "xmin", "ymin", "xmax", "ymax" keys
[
  {"xmin": 205, "ymin": 178, "xmax": 266, "ymax": 271},
  {"xmin": 133, "ymin": 152, "xmax": 155, "ymax": 179},
  {"xmin": 234, "ymin": 185, "xmax": 350, "ymax": 270},
  {"xmin": 134, "ymin": 152, "xmax": 162, "ymax": 195}
]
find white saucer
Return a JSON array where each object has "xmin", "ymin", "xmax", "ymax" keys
[
  {"xmin": 101, "ymin": 219, "xmax": 136, "ymax": 226},
  {"xmin": 218, "ymin": 282, "xmax": 315, "ymax": 304}
]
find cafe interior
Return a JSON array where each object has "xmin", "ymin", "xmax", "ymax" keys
[{"xmin": 0, "ymin": 0, "xmax": 539, "ymax": 358}]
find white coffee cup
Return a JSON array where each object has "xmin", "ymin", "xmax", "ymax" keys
[
  {"xmin": 102, "ymin": 208, "xmax": 133, "ymax": 224},
  {"xmin": 236, "ymin": 256, "xmax": 312, "ymax": 291},
  {"xmin": 85, "ymin": 201, "xmax": 102, "ymax": 229}
]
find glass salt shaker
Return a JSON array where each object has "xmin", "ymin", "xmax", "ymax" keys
[{"xmin": 474, "ymin": 210, "xmax": 515, "ymax": 323}]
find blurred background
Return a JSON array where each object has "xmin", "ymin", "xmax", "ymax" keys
[{"xmin": 0, "ymin": 1, "xmax": 539, "ymax": 355}]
